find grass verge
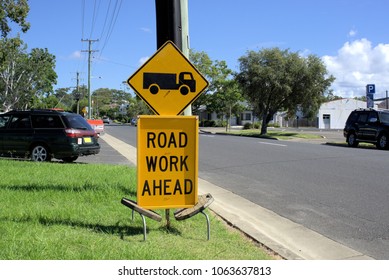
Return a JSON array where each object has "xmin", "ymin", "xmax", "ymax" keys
[
  {"xmin": 227, "ymin": 129, "xmax": 322, "ymax": 140},
  {"xmin": 0, "ymin": 159, "xmax": 273, "ymax": 260}
]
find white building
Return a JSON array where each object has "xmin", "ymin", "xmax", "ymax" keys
[{"xmin": 317, "ymin": 98, "xmax": 371, "ymax": 129}]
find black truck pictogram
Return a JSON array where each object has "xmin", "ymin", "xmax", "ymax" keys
[{"xmin": 143, "ymin": 72, "xmax": 196, "ymax": 95}]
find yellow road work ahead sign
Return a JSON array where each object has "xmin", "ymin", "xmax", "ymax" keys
[
  {"xmin": 127, "ymin": 41, "xmax": 209, "ymax": 116},
  {"xmin": 137, "ymin": 116, "xmax": 198, "ymax": 209}
]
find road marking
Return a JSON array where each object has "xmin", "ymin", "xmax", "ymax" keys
[{"xmin": 258, "ymin": 141, "xmax": 287, "ymax": 147}]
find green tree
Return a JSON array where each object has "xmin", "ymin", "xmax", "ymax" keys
[
  {"xmin": 189, "ymin": 50, "xmax": 213, "ymax": 114},
  {"xmin": 92, "ymin": 88, "xmax": 131, "ymax": 118},
  {"xmin": 189, "ymin": 50, "xmax": 243, "ymax": 126},
  {"xmin": 35, "ymin": 87, "xmax": 74, "ymax": 110},
  {"xmin": 127, "ymin": 95, "xmax": 152, "ymax": 119},
  {"xmin": 323, "ymin": 89, "xmax": 342, "ymax": 102},
  {"xmin": 54, "ymin": 87, "xmax": 74, "ymax": 109},
  {"xmin": 71, "ymin": 85, "xmax": 87, "ymax": 114},
  {"xmin": 0, "ymin": 0, "xmax": 30, "ymax": 37},
  {"xmin": 207, "ymin": 79, "xmax": 244, "ymax": 130},
  {"xmin": 236, "ymin": 48, "xmax": 335, "ymax": 134},
  {"xmin": 0, "ymin": 37, "xmax": 57, "ymax": 111}
]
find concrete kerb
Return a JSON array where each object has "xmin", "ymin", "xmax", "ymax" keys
[{"xmin": 99, "ymin": 133, "xmax": 373, "ymax": 260}]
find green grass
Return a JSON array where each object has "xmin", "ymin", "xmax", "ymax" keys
[
  {"xmin": 0, "ymin": 159, "xmax": 273, "ymax": 260},
  {"xmin": 228, "ymin": 129, "xmax": 322, "ymax": 140}
]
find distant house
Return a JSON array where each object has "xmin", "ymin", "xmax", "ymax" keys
[{"xmin": 199, "ymin": 98, "xmax": 375, "ymax": 129}]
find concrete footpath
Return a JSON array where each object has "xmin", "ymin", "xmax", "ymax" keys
[{"xmin": 99, "ymin": 132, "xmax": 373, "ymax": 260}]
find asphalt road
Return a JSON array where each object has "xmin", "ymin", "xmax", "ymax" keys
[{"xmin": 99, "ymin": 124, "xmax": 389, "ymax": 259}]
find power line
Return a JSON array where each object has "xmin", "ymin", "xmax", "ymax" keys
[
  {"xmin": 99, "ymin": 0, "xmax": 123, "ymax": 57},
  {"xmin": 98, "ymin": 0, "xmax": 112, "ymax": 42},
  {"xmin": 81, "ymin": 0, "xmax": 85, "ymax": 39},
  {"xmin": 94, "ymin": 56, "xmax": 136, "ymax": 69},
  {"xmin": 89, "ymin": 0, "xmax": 102, "ymax": 39}
]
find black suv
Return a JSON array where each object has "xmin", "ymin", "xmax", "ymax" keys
[
  {"xmin": 344, "ymin": 108, "xmax": 389, "ymax": 149},
  {"xmin": 0, "ymin": 110, "xmax": 100, "ymax": 162}
]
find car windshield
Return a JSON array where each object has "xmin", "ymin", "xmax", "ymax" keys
[
  {"xmin": 64, "ymin": 115, "xmax": 93, "ymax": 130},
  {"xmin": 378, "ymin": 112, "xmax": 389, "ymax": 124}
]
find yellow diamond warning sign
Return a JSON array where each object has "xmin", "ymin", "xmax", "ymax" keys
[{"xmin": 127, "ymin": 41, "xmax": 209, "ymax": 116}]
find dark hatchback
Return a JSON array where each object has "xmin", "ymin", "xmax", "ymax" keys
[{"xmin": 0, "ymin": 109, "xmax": 100, "ymax": 162}]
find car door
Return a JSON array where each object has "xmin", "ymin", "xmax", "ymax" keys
[
  {"xmin": 3, "ymin": 114, "xmax": 34, "ymax": 156},
  {"xmin": 363, "ymin": 111, "xmax": 380, "ymax": 141},
  {"xmin": 355, "ymin": 112, "xmax": 369, "ymax": 139}
]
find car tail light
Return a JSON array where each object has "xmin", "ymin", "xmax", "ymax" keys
[{"xmin": 65, "ymin": 128, "xmax": 84, "ymax": 138}]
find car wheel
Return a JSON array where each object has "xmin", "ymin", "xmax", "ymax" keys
[
  {"xmin": 31, "ymin": 145, "xmax": 51, "ymax": 162},
  {"xmin": 347, "ymin": 133, "xmax": 358, "ymax": 147},
  {"xmin": 62, "ymin": 156, "xmax": 78, "ymax": 163},
  {"xmin": 376, "ymin": 133, "xmax": 388, "ymax": 149}
]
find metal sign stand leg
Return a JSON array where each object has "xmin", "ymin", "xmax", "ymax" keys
[{"xmin": 200, "ymin": 211, "xmax": 211, "ymax": 241}]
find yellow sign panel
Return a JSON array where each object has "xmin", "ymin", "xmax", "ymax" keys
[
  {"xmin": 127, "ymin": 41, "xmax": 209, "ymax": 116},
  {"xmin": 137, "ymin": 116, "xmax": 198, "ymax": 209}
]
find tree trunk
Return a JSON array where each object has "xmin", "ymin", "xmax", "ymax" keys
[{"xmin": 260, "ymin": 112, "xmax": 268, "ymax": 135}]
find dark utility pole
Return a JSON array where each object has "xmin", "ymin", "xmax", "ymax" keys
[
  {"xmin": 155, "ymin": 0, "xmax": 182, "ymax": 50},
  {"xmin": 75, "ymin": 72, "xmax": 80, "ymax": 114},
  {"xmin": 155, "ymin": 0, "xmax": 183, "ymax": 227}
]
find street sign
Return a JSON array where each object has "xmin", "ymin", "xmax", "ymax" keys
[
  {"xmin": 366, "ymin": 84, "xmax": 376, "ymax": 94},
  {"xmin": 127, "ymin": 41, "xmax": 209, "ymax": 115},
  {"xmin": 366, "ymin": 84, "xmax": 375, "ymax": 108},
  {"xmin": 137, "ymin": 115, "xmax": 198, "ymax": 209}
]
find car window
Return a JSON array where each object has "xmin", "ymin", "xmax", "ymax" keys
[
  {"xmin": 378, "ymin": 112, "xmax": 389, "ymax": 124},
  {"xmin": 368, "ymin": 111, "xmax": 378, "ymax": 122},
  {"xmin": 64, "ymin": 115, "xmax": 93, "ymax": 130},
  {"xmin": 9, "ymin": 115, "xmax": 31, "ymax": 129},
  {"xmin": 356, "ymin": 112, "xmax": 368, "ymax": 124},
  {"xmin": 0, "ymin": 115, "xmax": 10, "ymax": 129},
  {"xmin": 31, "ymin": 115, "xmax": 64, "ymax": 128},
  {"xmin": 347, "ymin": 111, "xmax": 358, "ymax": 123}
]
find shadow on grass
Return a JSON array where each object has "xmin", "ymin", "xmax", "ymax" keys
[
  {"xmin": 214, "ymin": 132, "xmax": 279, "ymax": 140},
  {"xmin": 1, "ymin": 212, "xmax": 180, "ymax": 241},
  {"xmin": 35, "ymin": 216, "xmax": 183, "ymax": 240},
  {"xmin": 1, "ymin": 183, "xmax": 136, "ymax": 197},
  {"xmin": 36, "ymin": 216, "xmax": 152, "ymax": 239}
]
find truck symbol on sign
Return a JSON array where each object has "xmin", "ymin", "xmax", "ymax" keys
[{"xmin": 143, "ymin": 72, "xmax": 196, "ymax": 95}]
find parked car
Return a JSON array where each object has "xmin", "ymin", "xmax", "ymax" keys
[
  {"xmin": 0, "ymin": 109, "xmax": 100, "ymax": 162},
  {"xmin": 102, "ymin": 117, "xmax": 111, "ymax": 124},
  {"xmin": 343, "ymin": 108, "xmax": 389, "ymax": 149}
]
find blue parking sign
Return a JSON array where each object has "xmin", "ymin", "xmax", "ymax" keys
[{"xmin": 366, "ymin": 84, "xmax": 375, "ymax": 94}]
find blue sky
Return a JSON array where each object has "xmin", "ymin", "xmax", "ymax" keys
[{"xmin": 15, "ymin": 0, "xmax": 389, "ymax": 99}]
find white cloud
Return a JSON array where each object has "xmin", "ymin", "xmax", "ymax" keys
[
  {"xmin": 138, "ymin": 56, "xmax": 149, "ymax": 66},
  {"xmin": 348, "ymin": 29, "xmax": 357, "ymax": 38},
  {"xmin": 69, "ymin": 50, "xmax": 83, "ymax": 60},
  {"xmin": 322, "ymin": 38, "xmax": 389, "ymax": 98}
]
